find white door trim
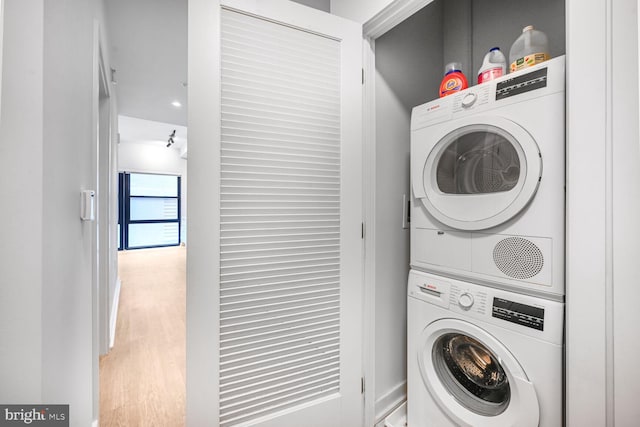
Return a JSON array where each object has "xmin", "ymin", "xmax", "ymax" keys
[
  {"xmin": 362, "ymin": 2, "xmax": 433, "ymax": 425},
  {"xmin": 565, "ymin": 0, "xmax": 640, "ymax": 425},
  {"xmin": 0, "ymin": 0, "xmax": 5, "ymax": 121},
  {"xmin": 186, "ymin": 1, "xmax": 222, "ymax": 423},
  {"xmin": 361, "ymin": 34, "xmax": 377, "ymax": 427},
  {"xmin": 91, "ymin": 17, "xmax": 113, "ymax": 424},
  {"xmin": 363, "ymin": 0, "xmax": 434, "ymax": 40},
  {"xmin": 363, "ymin": 2, "xmax": 529, "ymax": 424}
]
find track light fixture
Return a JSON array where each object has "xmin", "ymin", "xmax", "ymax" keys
[{"xmin": 166, "ymin": 129, "xmax": 176, "ymax": 148}]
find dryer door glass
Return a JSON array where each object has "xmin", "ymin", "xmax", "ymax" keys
[
  {"xmin": 436, "ymin": 126, "xmax": 520, "ymax": 194},
  {"xmin": 433, "ymin": 333, "xmax": 511, "ymax": 416},
  {"xmin": 417, "ymin": 118, "xmax": 542, "ymax": 231}
]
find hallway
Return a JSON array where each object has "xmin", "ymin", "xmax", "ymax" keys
[{"xmin": 100, "ymin": 246, "xmax": 186, "ymax": 426}]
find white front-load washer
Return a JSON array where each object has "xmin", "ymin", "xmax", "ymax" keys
[
  {"xmin": 410, "ymin": 56, "xmax": 565, "ymax": 300},
  {"xmin": 407, "ymin": 269, "xmax": 563, "ymax": 427}
]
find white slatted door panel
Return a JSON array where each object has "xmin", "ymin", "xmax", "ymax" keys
[{"xmin": 220, "ymin": 8, "xmax": 342, "ymax": 427}]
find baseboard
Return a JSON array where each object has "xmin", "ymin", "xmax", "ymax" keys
[
  {"xmin": 109, "ymin": 278, "xmax": 121, "ymax": 349},
  {"xmin": 92, "ymin": 419, "xmax": 98, "ymax": 427},
  {"xmin": 374, "ymin": 380, "xmax": 407, "ymax": 425}
]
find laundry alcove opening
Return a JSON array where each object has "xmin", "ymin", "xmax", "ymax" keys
[{"xmin": 370, "ymin": 0, "xmax": 565, "ymax": 422}]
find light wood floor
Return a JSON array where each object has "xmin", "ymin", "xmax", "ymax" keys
[{"xmin": 100, "ymin": 246, "xmax": 186, "ymax": 427}]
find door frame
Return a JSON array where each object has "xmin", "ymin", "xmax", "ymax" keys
[
  {"xmin": 97, "ymin": 40, "xmax": 112, "ymax": 356},
  {"xmin": 0, "ymin": 0, "xmax": 4, "ymax": 121},
  {"xmin": 186, "ymin": 0, "xmax": 221, "ymax": 422},
  {"xmin": 361, "ymin": 4, "xmax": 433, "ymax": 425},
  {"xmin": 92, "ymin": 18, "xmax": 116, "ymax": 425}
]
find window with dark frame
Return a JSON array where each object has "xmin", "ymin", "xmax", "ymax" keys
[{"xmin": 118, "ymin": 172, "xmax": 181, "ymax": 250}]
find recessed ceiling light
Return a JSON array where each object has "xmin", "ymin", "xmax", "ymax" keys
[{"xmin": 171, "ymin": 100, "xmax": 182, "ymax": 107}]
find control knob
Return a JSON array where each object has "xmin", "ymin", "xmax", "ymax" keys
[
  {"xmin": 461, "ymin": 92, "xmax": 477, "ymax": 108},
  {"xmin": 458, "ymin": 292, "xmax": 474, "ymax": 310}
]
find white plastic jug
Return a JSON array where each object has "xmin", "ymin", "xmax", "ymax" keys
[
  {"xmin": 509, "ymin": 25, "xmax": 550, "ymax": 72},
  {"xmin": 477, "ymin": 47, "xmax": 507, "ymax": 84}
]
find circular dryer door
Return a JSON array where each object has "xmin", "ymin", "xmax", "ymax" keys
[
  {"xmin": 418, "ymin": 319, "xmax": 540, "ymax": 427},
  {"xmin": 417, "ymin": 117, "xmax": 542, "ymax": 230}
]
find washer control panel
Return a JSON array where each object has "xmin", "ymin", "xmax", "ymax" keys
[
  {"xmin": 449, "ymin": 284, "xmax": 488, "ymax": 316},
  {"xmin": 460, "ymin": 92, "xmax": 477, "ymax": 108},
  {"xmin": 492, "ymin": 297, "xmax": 545, "ymax": 331},
  {"xmin": 458, "ymin": 292, "xmax": 474, "ymax": 309},
  {"xmin": 408, "ymin": 275, "xmax": 451, "ymax": 309},
  {"xmin": 408, "ymin": 270, "xmax": 563, "ymax": 344}
]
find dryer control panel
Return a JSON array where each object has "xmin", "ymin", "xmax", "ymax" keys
[
  {"xmin": 495, "ymin": 67, "xmax": 547, "ymax": 100},
  {"xmin": 451, "ymin": 85, "xmax": 492, "ymax": 113}
]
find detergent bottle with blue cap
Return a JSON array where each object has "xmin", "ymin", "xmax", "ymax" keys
[{"xmin": 439, "ymin": 62, "xmax": 468, "ymax": 98}]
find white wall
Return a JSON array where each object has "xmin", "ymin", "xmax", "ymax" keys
[
  {"xmin": 0, "ymin": 0, "xmax": 44, "ymax": 402},
  {"xmin": 119, "ymin": 141, "xmax": 186, "ymax": 174},
  {"xmin": 0, "ymin": 0, "xmax": 117, "ymax": 425},
  {"xmin": 42, "ymin": 0, "xmax": 117, "ymax": 424},
  {"xmin": 442, "ymin": 0, "xmax": 472, "ymax": 79},
  {"xmin": 330, "ymin": 0, "xmax": 393, "ymax": 23},
  {"xmin": 118, "ymin": 141, "xmax": 188, "ymax": 243},
  {"xmin": 469, "ymin": 0, "xmax": 565, "ymax": 78},
  {"xmin": 292, "ymin": 0, "xmax": 330, "ymax": 12},
  {"xmin": 372, "ymin": 3, "xmax": 442, "ymax": 421}
]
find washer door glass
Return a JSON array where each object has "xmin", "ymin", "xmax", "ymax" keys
[
  {"xmin": 433, "ymin": 333, "xmax": 511, "ymax": 416},
  {"xmin": 436, "ymin": 130, "xmax": 520, "ymax": 194}
]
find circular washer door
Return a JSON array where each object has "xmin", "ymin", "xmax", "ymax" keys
[
  {"xmin": 418, "ymin": 117, "xmax": 542, "ymax": 230},
  {"xmin": 418, "ymin": 319, "xmax": 540, "ymax": 427}
]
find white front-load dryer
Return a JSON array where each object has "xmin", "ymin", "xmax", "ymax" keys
[
  {"xmin": 410, "ymin": 56, "xmax": 565, "ymax": 300},
  {"xmin": 407, "ymin": 269, "xmax": 563, "ymax": 427}
]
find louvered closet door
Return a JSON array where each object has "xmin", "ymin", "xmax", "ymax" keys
[{"xmin": 215, "ymin": 1, "xmax": 363, "ymax": 426}]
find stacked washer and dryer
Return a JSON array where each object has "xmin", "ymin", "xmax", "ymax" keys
[{"xmin": 407, "ymin": 56, "xmax": 565, "ymax": 426}]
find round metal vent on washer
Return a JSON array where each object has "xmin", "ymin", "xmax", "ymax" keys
[{"xmin": 493, "ymin": 237, "xmax": 544, "ymax": 279}]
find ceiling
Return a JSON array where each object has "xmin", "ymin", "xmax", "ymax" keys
[
  {"xmin": 104, "ymin": 0, "xmax": 187, "ymax": 127},
  {"xmin": 118, "ymin": 116, "xmax": 187, "ymax": 155},
  {"xmin": 103, "ymin": 0, "xmax": 327, "ymax": 150}
]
